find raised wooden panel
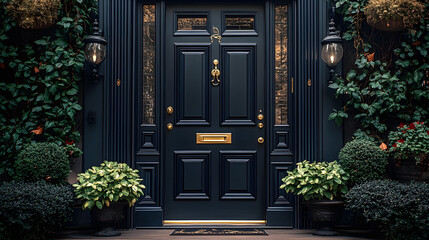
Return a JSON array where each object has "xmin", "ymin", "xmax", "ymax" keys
[
  {"xmin": 174, "ymin": 150, "xmax": 211, "ymax": 199},
  {"xmin": 137, "ymin": 130, "xmax": 159, "ymax": 156},
  {"xmin": 175, "ymin": 44, "xmax": 211, "ymax": 125},
  {"xmin": 136, "ymin": 162, "xmax": 159, "ymax": 205},
  {"xmin": 220, "ymin": 151, "xmax": 256, "ymax": 199},
  {"xmin": 271, "ymin": 130, "xmax": 293, "ymax": 155},
  {"xmin": 271, "ymin": 162, "xmax": 293, "ymax": 206},
  {"xmin": 220, "ymin": 44, "xmax": 256, "ymax": 125}
]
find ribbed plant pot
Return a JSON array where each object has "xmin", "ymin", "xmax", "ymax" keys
[
  {"xmin": 389, "ymin": 157, "xmax": 429, "ymax": 183},
  {"xmin": 366, "ymin": 17, "xmax": 405, "ymax": 32},
  {"xmin": 90, "ymin": 201, "xmax": 128, "ymax": 237},
  {"xmin": 302, "ymin": 200, "xmax": 344, "ymax": 236}
]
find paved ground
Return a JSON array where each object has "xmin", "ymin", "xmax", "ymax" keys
[{"xmin": 54, "ymin": 229, "xmax": 378, "ymax": 240}]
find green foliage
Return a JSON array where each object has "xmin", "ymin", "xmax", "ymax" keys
[
  {"xmin": 331, "ymin": 0, "xmax": 429, "ymax": 141},
  {"xmin": 73, "ymin": 161, "xmax": 146, "ymax": 210},
  {"xmin": 280, "ymin": 160, "xmax": 350, "ymax": 200},
  {"xmin": 14, "ymin": 142, "xmax": 70, "ymax": 184},
  {"xmin": 338, "ymin": 139, "xmax": 388, "ymax": 185},
  {"xmin": 364, "ymin": 0, "xmax": 425, "ymax": 27},
  {"xmin": 388, "ymin": 121, "xmax": 429, "ymax": 167},
  {"xmin": 346, "ymin": 180, "xmax": 429, "ymax": 240},
  {"xmin": 0, "ymin": 0, "xmax": 97, "ymax": 177},
  {"xmin": 0, "ymin": 181, "xmax": 74, "ymax": 240}
]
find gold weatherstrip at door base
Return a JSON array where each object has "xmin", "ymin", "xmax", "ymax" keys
[{"xmin": 163, "ymin": 220, "xmax": 266, "ymax": 225}]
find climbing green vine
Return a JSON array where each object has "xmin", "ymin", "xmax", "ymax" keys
[
  {"xmin": 0, "ymin": 0, "xmax": 97, "ymax": 176},
  {"xmin": 330, "ymin": 0, "xmax": 429, "ymax": 142}
]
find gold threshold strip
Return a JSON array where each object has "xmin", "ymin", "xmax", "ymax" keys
[{"xmin": 164, "ymin": 220, "xmax": 266, "ymax": 225}]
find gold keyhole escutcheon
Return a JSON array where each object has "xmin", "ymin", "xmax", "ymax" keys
[
  {"xmin": 167, "ymin": 123, "xmax": 173, "ymax": 131},
  {"xmin": 258, "ymin": 137, "xmax": 264, "ymax": 144},
  {"xmin": 258, "ymin": 114, "xmax": 264, "ymax": 120},
  {"xmin": 167, "ymin": 106, "xmax": 173, "ymax": 114}
]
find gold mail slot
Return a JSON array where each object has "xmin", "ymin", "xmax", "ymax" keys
[{"xmin": 196, "ymin": 133, "xmax": 232, "ymax": 144}]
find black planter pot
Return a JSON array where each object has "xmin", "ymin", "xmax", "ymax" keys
[
  {"xmin": 389, "ymin": 157, "xmax": 429, "ymax": 183},
  {"xmin": 302, "ymin": 199, "xmax": 344, "ymax": 236},
  {"xmin": 90, "ymin": 201, "xmax": 128, "ymax": 237}
]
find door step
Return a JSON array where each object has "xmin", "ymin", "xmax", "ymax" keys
[{"xmin": 163, "ymin": 220, "xmax": 266, "ymax": 227}]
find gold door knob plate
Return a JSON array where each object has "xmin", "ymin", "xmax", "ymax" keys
[
  {"xmin": 258, "ymin": 137, "xmax": 264, "ymax": 144},
  {"xmin": 258, "ymin": 114, "xmax": 264, "ymax": 120},
  {"xmin": 167, "ymin": 123, "xmax": 173, "ymax": 131},
  {"xmin": 166, "ymin": 106, "xmax": 173, "ymax": 114},
  {"xmin": 258, "ymin": 123, "xmax": 263, "ymax": 129}
]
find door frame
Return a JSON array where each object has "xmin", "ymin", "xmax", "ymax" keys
[{"xmin": 133, "ymin": 0, "xmax": 297, "ymax": 227}]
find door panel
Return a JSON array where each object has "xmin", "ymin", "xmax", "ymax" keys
[
  {"xmin": 165, "ymin": 3, "xmax": 265, "ymax": 220},
  {"xmin": 221, "ymin": 44, "xmax": 256, "ymax": 125},
  {"xmin": 175, "ymin": 44, "xmax": 211, "ymax": 125}
]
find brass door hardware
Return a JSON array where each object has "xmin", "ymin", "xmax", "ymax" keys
[
  {"xmin": 210, "ymin": 26, "xmax": 222, "ymax": 43},
  {"xmin": 291, "ymin": 77, "xmax": 294, "ymax": 94},
  {"xmin": 308, "ymin": 78, "xmax": 312, "ymax": 87},
  {"xmin": 257, "ymin": 137, "xmax": 264, "ymax": 144},
  {"xmin": 211, "ymin": 59, "xmax": 220, "ymax": 86},
  {"xmin": 196, "ymin": 133, "xmax": 231, "ymax": 144},
  {"xmin": 257, "ymin": 114, "xmax": 264, "ymax": 120},
  {"xmin": 166, "ymin": 106, "xmax": 173, "ymax": 114},
  {"xmin": 258, "ymin": 123, "xmax": 263, "ymax": 129},
  {"xmin": 167, "ymin": 123, "xmax": 173, "ymax": 131}
]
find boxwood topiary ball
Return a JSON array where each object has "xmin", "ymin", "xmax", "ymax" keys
[
  {"xmin": 15, "ymin": 142, "xmax": 70, "ymax": 184},
  {"xmin": 338, "ymin": 139, "xmax": 388, "ymax": 185}
]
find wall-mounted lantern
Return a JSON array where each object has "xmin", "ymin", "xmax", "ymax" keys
[
  {"xmin": 321, "ymin": 6, "xmax": 343, "ymax": 84},
  {"xmin": 84, "ymin": 19, "xmax": 107, "ymax": 82}
]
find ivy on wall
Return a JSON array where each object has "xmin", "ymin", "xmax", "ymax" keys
[
  {"xmin": 0, "ymin": 0, "xmax": 97, "ymax": 176},
  {"xmin": 330, "ymin": 0, "xmax": 429, "ymax": 142}
]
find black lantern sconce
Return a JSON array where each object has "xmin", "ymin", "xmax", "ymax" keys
[
  {"xmin": 84, "ymin": 19, "xmax": 107, "ymax": 82},
  {"xmin": 321, "ymin": 5, "xmax": 343, "ymax": 84}
]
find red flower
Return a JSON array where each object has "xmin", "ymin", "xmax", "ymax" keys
[
  {"xmin": 34, "ymin": 67, "xmax": 39, "ymax": 73},
  {"xmin": 399, "ymin": 123, "xmax": 405, "ymax": 128},
  {"xmin": 402, "ymin": 130, "xmax": 406, "ymax": 133},
  {"xmin": 0, "ymin": 62, "xmax": 5, "ymax": 69},
  {"xmin": 65, "ymin": 140, "xmax": 74, "ymax": 145},
  {"xmin": 398, "ymin": 139, "xmax": 405, "ymax": 143},
  {"xmin": 393, "ymin": 143, "xmax": 397, "ymax": 148},
  {"xmin": 408, "ymin": 123, "xmax": 416, "ymax": 130},
  {"xmin": 427, "ymin": 130, "xmax": 429, "ymax": 135}
]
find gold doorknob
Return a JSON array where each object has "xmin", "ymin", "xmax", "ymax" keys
[
  {"xmin": 258, "ymin": 114, "xmax": 264, "ymax": 120},
  {"xmin": 167, "ymin": 123, "xmax": 173, "ymax": 131},
  {"xmin": 258, "ymin": 137, "xmax": 264, "ymax": 144},
  {"xmin": 167, "ymin": 106, "xmax": 173, "ymax": 114}
]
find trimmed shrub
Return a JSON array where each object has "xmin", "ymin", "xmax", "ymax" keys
[
  {"xmin": 15, "ymin": 142, "xmax": 70, "ymax": 184},
  {"xmin": 338, "ymin": 139, "xmax": 388, "ymax": 185},
  {"xmin": 0, "ymin": 181, "xmax": 74, "ymax": 240},
  {"xmin": 346, "ymin": 180, "xmax": 429, "ymax": 240}
]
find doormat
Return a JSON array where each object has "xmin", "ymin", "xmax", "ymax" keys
[{"xmin": 170, "ymin": 228, "xmax": 268, "ymax": 235}]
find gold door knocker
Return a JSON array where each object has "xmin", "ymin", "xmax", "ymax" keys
[
  {"xmin": 210, "ymin": 26, "xmax": 221, "ymax": 43},
  {"xmin": 211, "ymin": 59, "xmax": 220, "ymax": 87}
]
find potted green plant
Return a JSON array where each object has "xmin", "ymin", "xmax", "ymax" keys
[
  {"xmin": 73, "ymin": 161, "xmax": 145, "ymax": 237},
  {"xmin": 364, "ymin": 0, "xmax": 425, "ymax": 32},
  {"xmin": 280, "ymin": 160, "xmax": 350, "ymax": 236},
  {"xmin": 388, "ymin": 121, "xmax": 429, "ymax": 181},
  {"xmin": 6, "ymin": 0, "xmax": 61, "ymax": 30}
]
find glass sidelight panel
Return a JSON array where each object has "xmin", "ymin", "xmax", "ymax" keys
[
  {"xmin": 274, "ymin": 5, "xmax": 288, "ymax": 125},
  {"xmin": 143, "ymin": 5, "xmax": 156, "ymax": 124},
  {"xmin": 225, "ymin": 15, "xmax": 255, "ymax": 30},
  {"xmin": 177, "ymin": 15, "xmax": 207, "ymax": 30}
]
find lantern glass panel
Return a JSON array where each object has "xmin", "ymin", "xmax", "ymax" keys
[
  {"xmin": 321, "ymin": 42, "xmax": 343, "ymax": 67},
  {"xmin": 84, "ymin": 42, "xmax": 106, "ymax": 65}
]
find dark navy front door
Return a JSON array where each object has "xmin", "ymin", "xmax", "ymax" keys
[{"xmin": 164, "ymin": 3, "xmax": 266, "ymax": 220}]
